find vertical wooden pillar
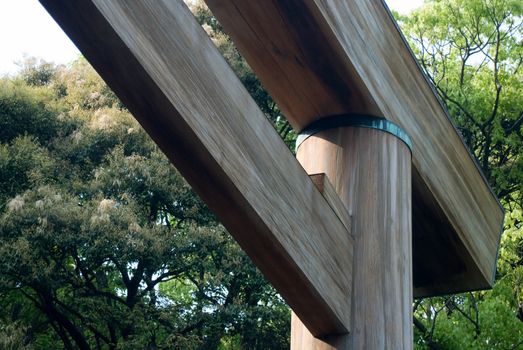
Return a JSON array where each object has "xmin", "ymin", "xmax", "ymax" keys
[{"xmin": 293, "ymin": 116, "xmax": 413, "ymax": 349}]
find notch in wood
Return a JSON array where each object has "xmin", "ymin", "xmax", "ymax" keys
[{"xmin": 309, "ymin": 173, "xmax": 352, "ymax": 236}]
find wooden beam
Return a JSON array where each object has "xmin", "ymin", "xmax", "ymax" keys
[
  {"xmin": 39, "ymin": 0, "xmax": 354, "ymax": 336},
  {"xmin": 205, "ymin": 0, "xmax": 504, "ymax": 295}
]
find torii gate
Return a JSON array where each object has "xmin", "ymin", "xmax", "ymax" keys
[{"xmin": 40, "ymin": 0, "xmax": 504, "ymax": 348}]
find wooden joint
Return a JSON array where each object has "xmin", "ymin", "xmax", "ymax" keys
[{"xmin": 309, "ymin": 173, "xmax": 352, "ymax": 236}]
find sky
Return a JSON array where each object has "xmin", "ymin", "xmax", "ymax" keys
[{"xmin": 0, "ymin": 0, "xmax": 424, "ymax": 76}]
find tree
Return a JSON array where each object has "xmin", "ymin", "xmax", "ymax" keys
[
  {"xmin": 17, "ymin": 56, "xmax": 60, "ymax": 87},
  {"xmin": 400, "ymin": 0, "xmax": 522, "ymax": 208},
  {"xmin": 0, "ymin": 57, "xmax": 289, "ymax": 349},
  {"xmin": 0, "ymin": 78, "xmax": 60, "ymax": 145}
]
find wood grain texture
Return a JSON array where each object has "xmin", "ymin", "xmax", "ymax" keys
[
  {"xmin": 295, "ymin": 128, "xmax": 413, "ymax": 349},
  {"xmin": 291, "ymin": 313, "xmax": 349, "ymax": 350},
  {"xmin": 309, "ymin": 174, "xmax": 352, "ymax": 235},
  {"xmin": 205, "ymin": 0, "xmax": 504, "ymax": 294},
  {"xmin": 38, "ymin": 0, "xmax": 354, "ymax": 336}
]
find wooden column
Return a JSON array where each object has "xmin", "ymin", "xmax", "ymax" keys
[{"xmin": 294, "ymin": 116, "xmax": 413, "ymax": 349}]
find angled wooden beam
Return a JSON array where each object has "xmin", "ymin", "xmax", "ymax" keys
[
  {"xmin": 308, "ymin": 173, "xmax": 351, "ymax": 234},
  {"xmin": 205, "ymin": 0, "xmax": 504, "ymax": 296},
  {"xmin": 39, "ymin": 0, "xmax": 354, "ymax": 336}
]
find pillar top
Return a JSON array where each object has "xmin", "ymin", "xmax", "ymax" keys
[{"xmin": 296, "ymin": 114, "xmax": 413, "ymax": 152}]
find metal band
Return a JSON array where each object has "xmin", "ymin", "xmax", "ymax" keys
[{"xmin": 295, "ymin": 114, "xmax": 413, "ymax": 152}]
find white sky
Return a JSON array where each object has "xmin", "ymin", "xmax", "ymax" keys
[{"xmin": 0, "ymin": 0, "xmax": 423, "ymax": 76}]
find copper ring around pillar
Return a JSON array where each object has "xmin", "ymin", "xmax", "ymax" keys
[{"xmin": 295, "ymin": 114, "xmax": 413, "ymax": 152}]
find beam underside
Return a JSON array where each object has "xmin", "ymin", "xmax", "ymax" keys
[{"xmin": 39, "ymin": 0, "xmax": 354, "ymax": 336}]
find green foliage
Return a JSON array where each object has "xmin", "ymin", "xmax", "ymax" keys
[
  {"xmin": 0, "ymin": 53, "xmax": 289, "ymax": 349},
  {"xmin": 499, "ymin": 209, "xmax": 523, "ymax": 276},
  {"xmin": 399, "ymin": 0, "xmax": 523, "ymax": 207},
  {"xmin": 413, "ymin": 280, "xmax": 523, "ymax": 349},
  {"xmin": 0, "ymin": 136, "xmax": 56, "ymax": 209},
  {"xmin": 0, "ymin": 79, "xmax": 59, "ymax": 144},
  {"xmin": 54, "ymin": 58, "xmax": 122, "ymax": 110},
  {"xmin": 17, "ymin": 57, "xmax": 60, "ymax": 87}
]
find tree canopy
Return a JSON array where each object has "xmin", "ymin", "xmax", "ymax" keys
[{"xmin": 0, "ymin": 55, "xmax": 289, "ymax": 349}]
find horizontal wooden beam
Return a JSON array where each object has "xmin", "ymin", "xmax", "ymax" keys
[
  {"xmin": 205, "ymin": 0, "xmax": 504, "ymax": 295},
  {"xmin": 39, "ymin": 0, "xmax": 354, "ymax": 336}
]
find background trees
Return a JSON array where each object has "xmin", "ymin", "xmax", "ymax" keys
[
  {"xmin": 400, "ymin": 0, "xmax": 522, "ymax": 209},
  {"xmin": 0, "ymin": 56, "xmax": 289, "ymax": 349},
  {"xmin": 0, "ymin": 0, "xmax": 521, "ymax": 349}
]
